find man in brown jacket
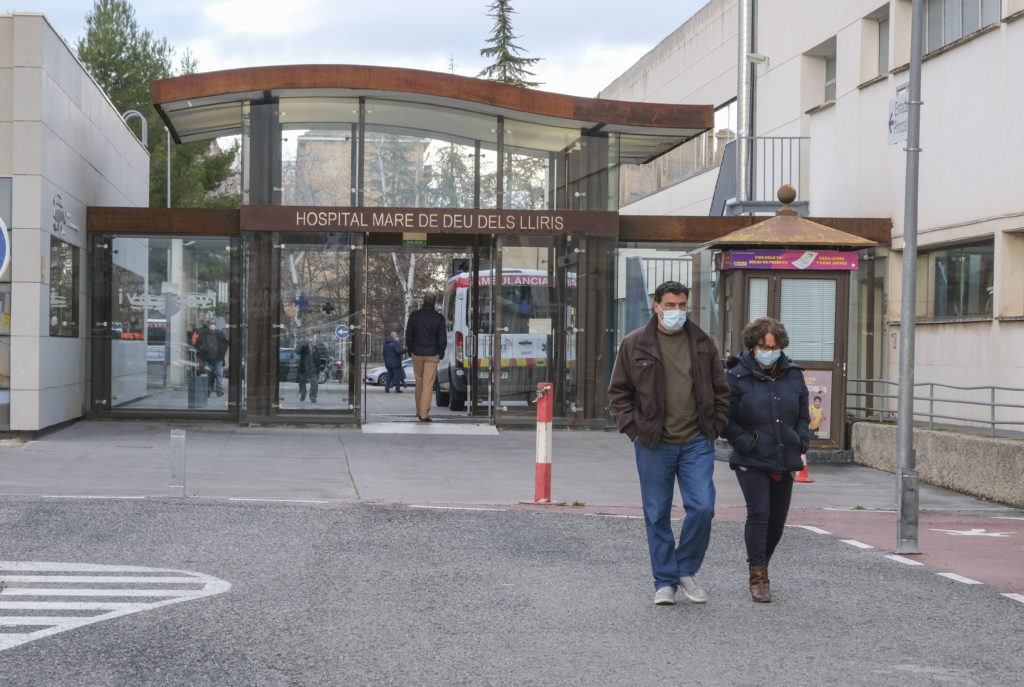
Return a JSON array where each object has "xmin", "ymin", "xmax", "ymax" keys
[{"xmin": 608, "ymin": 281, "xmax": 729, "ymax": 606}]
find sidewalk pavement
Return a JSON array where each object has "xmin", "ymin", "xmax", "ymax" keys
[
  {"xmin": 0, "ymin": 419, "xmax": 1011, "ymax": 511},
  {"xmin": 3, "ymin": 419, "xmax": 1023, "ymax": 594}
]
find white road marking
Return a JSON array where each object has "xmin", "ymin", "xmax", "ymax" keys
[
  {"xmin": 1001, "ymin": 593, "xmax": 1024, "ymax": 604},
  {"xmin": 229, "ymin": 498, "xmax": 329, "ymax": 504},
  {"xmin": 928, "ymin": 528, "xmax": 1013, "ymax": 537},
  {"xmin": 0, "ymin": 561, "xmax": 230, "ymax": 651},
  {"xmin": 885, "ymin": 555, "xmax": 924, "ymax": 566},
  {"xmin": 410, "ymin": 505, "xmax": 507, "ymax": 512},
  {"xmin": 793, "ymin": 525, "xmax": 832, "ymax": 535},
  {"xmin": 841, "ymin": 539, "xmax": 874, "ymax": 549},
  {"xmin": 936, "ymin": 572, "xmax": 982, "ymax": 584}
]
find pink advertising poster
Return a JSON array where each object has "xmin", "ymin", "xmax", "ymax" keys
[
  {"xmin": 717, "ymin": 250, "xmax": 858, "ymax": 271},
  {"xmin": 803, "ymin": 370, "xmax": 833, "ymax": 440}
]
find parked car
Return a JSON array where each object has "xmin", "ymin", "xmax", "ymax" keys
[
  {"xmin": 364, "ymin": 358, "xmax": 414, "ymax": 386},
  {"xmin": 320, "ymin": 357, "xmax": 344, "ymax": 383},
  {"xmin": 278, "ymin": 347, "xmax": 300, "ymax": 382}
]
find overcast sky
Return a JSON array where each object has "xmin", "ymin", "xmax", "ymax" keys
[{"xmin": 15, "ymin": 0, "xmax": 706, "ymax": 98}]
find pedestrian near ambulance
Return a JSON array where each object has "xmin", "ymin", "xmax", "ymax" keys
[
  {"xmin": 405, "ymin": 293, "xmax": 446, "ymax": 422},
  {"xmin": 723, "ymin": 317, "xmax": 810, "ymax": 603},
  {"xmin": 608, "ymin": 281, "xmax": 730, "ymax": 606}
]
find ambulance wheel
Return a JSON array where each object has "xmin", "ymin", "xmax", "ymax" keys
[{"xmin": 435, "ymin": 379, "xmax": 450, "ymax": 407}]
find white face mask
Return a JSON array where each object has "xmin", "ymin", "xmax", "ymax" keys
[
  {"xmin": 658, "ymin": 307, "xmax": 686, "ymax": 332},
  {"xmin": 755, "ymin": 348, "xmax": 781, "ymax": 367}
]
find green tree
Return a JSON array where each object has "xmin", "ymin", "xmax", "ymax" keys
[
  {"xmin": 478, "ymin": 0, "xmax": 542, "ymax": 88},
  {"xmin": 75, "ymin": 0, "xmax": 238, "ymax": 208}
]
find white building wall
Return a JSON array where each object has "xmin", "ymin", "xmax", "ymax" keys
[
  {"xmin": 600, "ymin": 0, "xmax": 1024, "ymax": 411},
  {"xmin": 1, "ymin": 13, "xmax": 149, "ymax": 431}
]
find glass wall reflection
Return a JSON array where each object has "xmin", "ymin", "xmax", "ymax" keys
[{"xmin": 108, "ymin": 236, "xmax": 234, "ymax": 411}]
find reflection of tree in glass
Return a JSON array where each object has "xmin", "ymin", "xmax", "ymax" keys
[
  {"xmin": 424, "ymin": 143, "xmax": 475, "ymax": 209},
  {"xmin": 366, "ymin": 133, "xmax": 430, "ymax": 208}
]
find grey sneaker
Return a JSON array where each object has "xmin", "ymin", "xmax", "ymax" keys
[
  {"xmin": 654, "ymin": 586, "xmax": 676, "ymax": 605},
  {"xmin": 679, "ymin": 575, "xmax": 708, "ymax": 603}
]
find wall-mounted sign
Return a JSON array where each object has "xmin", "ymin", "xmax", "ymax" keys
[
  {"xmin": 717, "ymin": 250, "xmax": 859, "ymax": 271},
  {"xmin": 0, "ymin": 216, "xmax": 9, "ymax": 278},
  {"xmin": 402, "ymin": 232, "xmax": 427, "ymax": 246},
  {"xmin": 52, "ymin": 194, "xmax": 81, "ymax": 235},
  {"xmin": 240, "ymin": 206, "xmax": 619, "ymax": 237},
  {"xmin": 888, "ymin": 84, "xmax": 909, "ymax": 145}
]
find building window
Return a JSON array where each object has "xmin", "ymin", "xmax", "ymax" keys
[
  {"xmin": 926, "ymin": 0, "xmax": 1000, "ymax": 53},
  {"xmin": 49, "ymin": 237, "xmax": 79, "ymax": 337},
  {"xmin": 916, "ymin": 240, "xmax": 994, "ymax": 318},
  {"xmin": 878, "ymin": 17, "xmax": 890, "ymax": 75},
  {"xmin": 824, "ymin": 54, "xmax": 837, "ymax": 101}
]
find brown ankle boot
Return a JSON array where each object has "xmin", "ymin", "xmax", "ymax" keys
[{"xmin": 748, "ymin": 565, "xmax": 772, "ymax": 603}]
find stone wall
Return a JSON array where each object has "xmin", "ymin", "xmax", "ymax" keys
[{"xmin": 851, "ymin": 422, "xmax": 1024, "ymax": 509}]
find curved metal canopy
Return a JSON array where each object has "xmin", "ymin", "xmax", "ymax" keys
[{"xmin": 150, "ymin": 65, "xmax": 713, "ymax": 164}]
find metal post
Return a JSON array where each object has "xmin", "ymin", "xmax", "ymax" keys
[
  {"xmin": 896, "ymin": 0, "xmax": 924, "ymax": 555},
  {"xmin": 166, "ymin": 127, "xmax": 171, "ymax": 208},
  {"xmin": 170, "ymin": 429, "xmax": 186, "ymax": 498},
  {"xmin": 521, "ymin": 383, "xmax": 563, "ymax": 505}
]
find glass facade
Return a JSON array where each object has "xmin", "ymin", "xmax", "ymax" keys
[
  {"xmin": 243, "ymin": 96, "xmax": 611, "ymax": 213},
  {"xmin": 100, "ymin": 236, "xmax": 237, "ymax": 412}
]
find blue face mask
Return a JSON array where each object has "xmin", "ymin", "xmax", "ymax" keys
[
  {"xmin": 658, "ymin": 308, "xmax": 686, "ymax": 332},
  {"xmin": 754, "ymin": 348, "xmax": 782, "ymax": 367}
]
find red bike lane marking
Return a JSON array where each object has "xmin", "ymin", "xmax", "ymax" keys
[{"xmin": 718, "ymin": 507, "xmax": 1024, "ymax": 596}]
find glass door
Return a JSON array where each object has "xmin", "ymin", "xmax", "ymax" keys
[
  {"xmin": 245, "ymin": 231, "xmax": 361, "ymax": 422},
  {"xmin": 493, "ymin": 235, "xmax": 557, "ymax": 422}
]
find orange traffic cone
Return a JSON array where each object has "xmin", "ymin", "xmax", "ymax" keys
[{"xmin": 795, "ymin": 453, "xmax": 813, "ymax": 483}]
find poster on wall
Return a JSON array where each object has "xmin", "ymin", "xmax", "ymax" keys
[{"xmin": 803, "ymin": 370, "xmax": 833, "ymax": 440}]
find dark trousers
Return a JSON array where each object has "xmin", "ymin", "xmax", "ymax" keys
[
  {"xmin": 734, "ymin": 467, "xmax": 794, "ymax": 566},
  {"xmin": 298, "ymin": 376, "xmax": 318, "ymax": 401},
  {"xmin": 385, "ymin": 365, "xmax": 405, "ymax": 391}
]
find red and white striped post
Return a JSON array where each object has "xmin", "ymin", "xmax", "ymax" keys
[{"xmin": 532, "ymin": 383, "xmax": 556, "ymax": 503}]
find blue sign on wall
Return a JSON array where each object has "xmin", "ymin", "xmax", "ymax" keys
[{"xmin": 0, "ymin": 216, "xmax": 9, "ymax": 278}]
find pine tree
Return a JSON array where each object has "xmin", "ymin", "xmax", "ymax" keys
[
  {"xmin": 75, "ymin": 0, "xmax": 238, "ymax": 208},
  {"xmin": 477, "ymin": 0, "xmax": 542, "ymax": 88}
]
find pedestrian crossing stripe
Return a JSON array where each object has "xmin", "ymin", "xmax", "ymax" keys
[{"xmin": 0, "ymin": 561, "xmax": 231, "ymax": 651}]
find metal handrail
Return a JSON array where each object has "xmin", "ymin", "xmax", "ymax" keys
[
  {"xmin": 846, "ymin": 378, "xmax": 1024, "ymax": 438},
  {"xmin": 740, "ymin": 135, "xmax": 809, "ymax": 204}
]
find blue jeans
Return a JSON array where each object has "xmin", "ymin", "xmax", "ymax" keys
[
  {"xmin": 634, "ymin": 435, "xmax": 716, "ymax": 590},
  {"xmin": 207, "ymin": 360, "xmax": 224, "ymax": 394}
]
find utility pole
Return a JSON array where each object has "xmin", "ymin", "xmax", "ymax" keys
[{"xmin": 896, "ymin": 0, "xmax": 924, "ymax": 555}]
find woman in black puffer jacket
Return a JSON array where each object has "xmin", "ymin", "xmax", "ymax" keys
[{"xmin": 724, "ymin": 317, "xmax": 810, "ymax": 603}]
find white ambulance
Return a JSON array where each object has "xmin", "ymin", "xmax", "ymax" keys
[{"xmin": 437, "ymin": 268, "xmax": 568, "ymax": 411}]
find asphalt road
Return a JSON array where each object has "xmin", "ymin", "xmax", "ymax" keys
[{"xmin": 1, "ymin": 497, "xmax": 1021, "ymax": 686}]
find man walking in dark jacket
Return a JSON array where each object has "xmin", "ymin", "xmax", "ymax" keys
[
  {"xmin": 382, "ymin": 330, "xmax": 407, "ymax": 393},
  {"xmin": 608, "ymin": 281, "xmax": 730, "ymax": 606},
  {"xmin": 296, "ymin": 327, "xmax": 327, "ymax": 403},
  {"xmin": 405, "ymin": 293, "xmax": 446, "ymax": 421},
  {"xmin": 195, "ymin": 317, "xmax": 229, "ymax": 397}
]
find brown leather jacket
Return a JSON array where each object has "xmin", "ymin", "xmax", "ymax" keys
[{"xmin": 608, "ymin": 316, "xmax": 730, "ymax": 449}]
